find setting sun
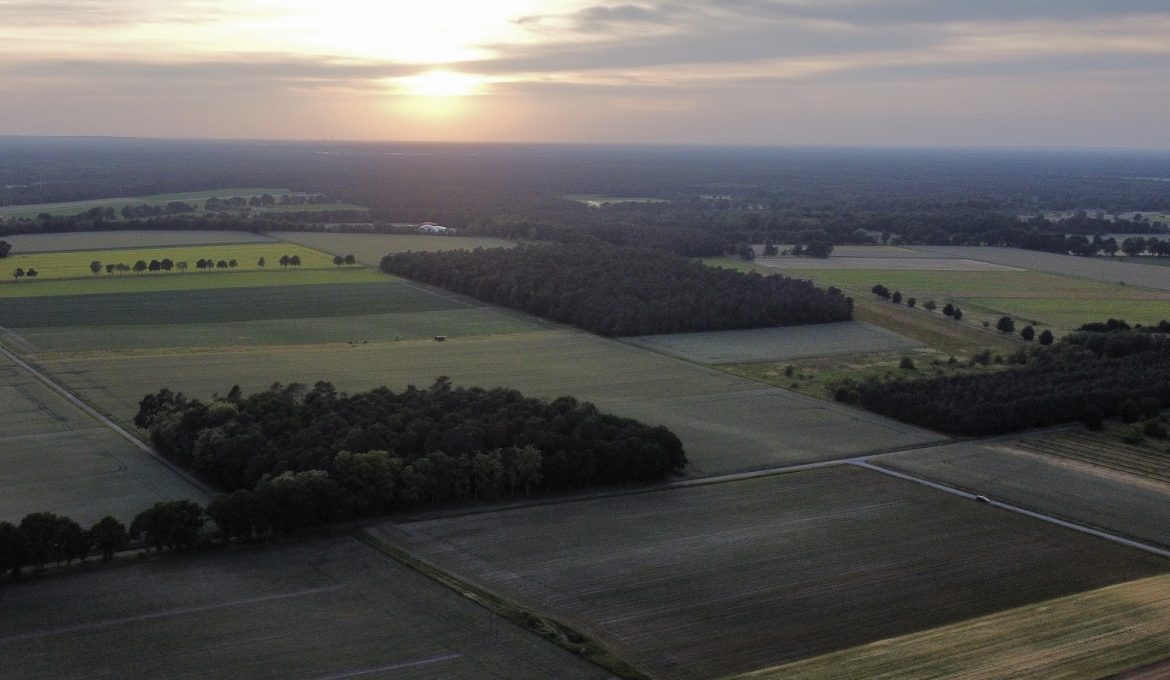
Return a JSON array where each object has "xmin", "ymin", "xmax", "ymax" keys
[{"xmin": 398, "ymin": 71, "xmax": 484, "ymax": 97}]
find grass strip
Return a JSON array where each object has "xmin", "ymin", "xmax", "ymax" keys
[{"xmin": 354, "ymin": 529, "xmax": 651, "ymax": 680}]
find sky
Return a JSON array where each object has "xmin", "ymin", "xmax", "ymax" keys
[{"xmin": 1, "ymin": 0, "xmax": 1169, "ymax": 147}]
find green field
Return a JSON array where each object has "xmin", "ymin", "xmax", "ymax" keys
[
  {"xmin": 376, "ymin": 466, "xmax": 1166, "ymax": 680},
  {"xmin": 0, "ymin": 537, "xmax": 611, "ymax": 680},
  {"xmin": 14, "ymin": 309, "xmax": 544, "ymax": 353},
  {"xmin": 0, "ymin": 188, "xmax": 290, "ymax": 219},
  {"xmin": 0, "ymin": 360, "xmax": 209, "ymax": 525},
  {"xmin": 783, "ymin": 268, "xmax": 1170, "ymax": 331},
  {"xmin": 0, "ymin": 230, "xmax": 277, "ymax": 253},
  {"xmin": 32, "ymin": 329, "xmax": 941, "ymax": 477},
  {"xmin": 271, "ymin": 232, "xmax": 515, "ymax": 267},
  {"xmin": 0, "ymin": 267, "xmax": 387, "ymax": 298},
  {"xmin": 739, "ymin": 574, "xmax": 1170, "ymax": 680},
  {"xmin": 1, "ymin": 243, "xmax": 347, "ymax": 282},
  {"xmin": 0, "ymin": 281, "xmax": 462, "ymax": 328}
]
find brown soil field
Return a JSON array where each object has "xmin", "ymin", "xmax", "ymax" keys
[
  {"xmin": 372, "ymin": 466, "xmax": 1167, "ymax": 680},
  {"xmin": 0, "ymin": 536, "xmax": 611, "ymax": 679}
]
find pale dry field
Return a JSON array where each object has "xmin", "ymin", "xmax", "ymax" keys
[{"xmin": 908, "ymin": 246, "xmax": 1170, "ymax": 292}]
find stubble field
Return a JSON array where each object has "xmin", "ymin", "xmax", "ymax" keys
[
  {"xmin": 374, "ymin": 466, "xmax": 1167, "ymax": 680},
  {"xmin": 0, "ymin": 536, "xmax": 611, "ymax": 680}
]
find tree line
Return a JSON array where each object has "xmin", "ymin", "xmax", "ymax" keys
[
  {"xmin": 135, "ymin": 379, "xmax": 686, "ymax": 520},
  {"xmin": 381, "ymin": 243, "xmax": 853, "ymax": 336},
  {"xmin": 854, "ymin": 326, "xmax": 1170, "ymax": 435}
]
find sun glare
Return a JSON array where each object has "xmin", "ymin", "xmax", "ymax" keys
[{"xmin": 400, "ymin": 71, "xmax": 484, "ymax": 97}]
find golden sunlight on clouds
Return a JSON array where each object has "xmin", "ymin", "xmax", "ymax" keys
[{"xmin": 397, "ymin": 71, "xmax": 485, "ymax": 97}]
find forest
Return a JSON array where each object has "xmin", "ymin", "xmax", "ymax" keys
[
  {"xmin": 381, "ymin": 243, "xmax": 853, "ymax": 336},
  {"xmin": 854, "ymin": 329, "xmax": 1170, "ymax": 436},
  {"xmin": 134, "ymin": 379, "xmax": 686, "ymax": 523}
]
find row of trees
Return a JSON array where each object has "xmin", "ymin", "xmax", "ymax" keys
[
  {"xmin": 0, "ymin": 504, "xmax": 208, "ymax": 579},
  {"xmin": 135, "ymin": 379, "xmax": 687, "ymax": 511},
  {"xmin": 855, "ymin": 328, "xmax": 1170, "ymax": 435},
  {"xmin": 871, "ymin": 284, "xmax": 964, "ymax": 320},
  {"xmin": 382, "ymin": 243, "xmax": 853, "ymax": 336},
  {"xmin": 11, "ymin": 267, "xmax": 38, "ymax": 280}
]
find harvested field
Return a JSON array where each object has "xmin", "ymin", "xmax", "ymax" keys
[
  {"xmin": 0, "ymin": 230, "xmax": 276, "ymax": 252},
  {"xmin": 761, "ymin": 257, "xmax": 1018, "ymax": 271},
  {"xmin": 374, "ymin": 466, "xmax": 1167, "ymax": 680},
  {"xmin": 908, "ymin": 246, "xmax": 1170, "ymax": 293},
  {"xmin": 34, "ymin": 329, "xmax": 942, "ymax": 476},
  {"xmin": 0, "ymin": 359, "xmax": 208, "ymax": 525},
  {"xmin": 875, "ymin": 442, "xmax": 1170, "ymax": 547},
  {"xmin": 0, "ymin": 267, "xmax": 387, "ymax": 299},
  {"xmin": 1, "ymin": 243, "xmax": 340, "ymax": 281},
  {"xmin": 738, "ymin": 574, "xmax": 1170, "ymax": 680},
  {"xmin": 0, "ymin": 537, "xmax": 611, "ymax": 680},
  {"xmin": 1010, "ymin": 431, "xmax": 1170, "ymax": 485},
  {"xmin": 271, "ymin": 232, "xmax": 514, "ymax": 267},
  {"xmin": 0, "ymin": 281, "xmax": 461, "ymax": 328},
  {"xmin": 623, "ymin": 321, "xmax": 920, "ymax": 364},
  {"xmin": 11, "ymin": 308, "xmax": 544, "ymax": 353}
]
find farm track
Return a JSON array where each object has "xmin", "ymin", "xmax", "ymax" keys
[{"xmin": 1011, "ymin": 433, "xmax": 1170, "ymax": 485}]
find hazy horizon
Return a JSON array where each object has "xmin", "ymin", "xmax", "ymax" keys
[{"xmin": 2, "ymin": 1, "xmax": 1169, "ymax": 148}]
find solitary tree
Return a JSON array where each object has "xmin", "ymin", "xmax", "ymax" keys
[
  {"xmin": 148, "ymin": 259, "xmax": 162, "ymax": 272},
  {"xmin": 333, "ymin": 255, "xmax": 344, "ymax": 267},
  {"xmin": 923, "ymin": 299, "xmax": 937, "ymax": 312},
  {"xmin": 228, "ymin": 259, "xmax": 238, "ymax": 269},
  {"xmin": 953, "ymin": 308, "xmax": 963, "ymax": 320},
  {"xmin": 996, "ymin": 316, "xmax": 1015, "ymax": 333},
  {"xmin": 13, "ymin": 267, "xmax": 25, "ymax": 281},
  {"xmin": 216, "ymin": 260, "xmax": 228, "ymax": 269},
  {"xmin": 1038, "ymin": 329, "xmax": 1054, "ymax": 345},
  {"xmin": 90, "ymin": 260, "xmax": 102, "ymax": 275},
  {"xmin": 257, "ymin": 256, "xmax": 266, "ymax": 267},
  {"xmin": 161, "ymin": 258, "xmax": 174, "ymax": 271},
  {"xmin": 942, "ymin": 303, "xmax": 955, "ymax": 317},
  {"xmin": 0, "ymin": 240, "xmax": 11, "ymax": 258},
  {"xmin": 279, "ymin": 255, "xmax": 290, "ymax": 268},
  {"xmin": 289, "ymin": 255, "xmax": 302, "ymax": 267},
  {"xmin": 25, "ymin": 268, "xmax": 37, "ymax": 279},
  {"xmin": 89, "ymin": 516, "xmax": 128, "ymax": 562},
  {"xmin": 1020, "ymin": 325, "xmax": 1035, "ymax": 341},
  {"xmin": 906, "ymin": 297, "xmax": 917, "ymax": 308},
  {"xmin": 133, "ymin": 260, "xmax": 148, "ymax": 274},
  {"xmin": 344, "ymin": 254, "xmax": 356, "ymax": 266},
  {"xmin": 891, "ymin": 291, "xmax": 903, "ymax": 304}
]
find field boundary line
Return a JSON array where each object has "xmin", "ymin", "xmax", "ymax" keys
[
  {"xmin": 852, "ymin": 460, "xmax": 1170, "ymax": 560},
  {"xmin": 353, "ymin": 529, "xmax": 652, "ymax": 680},
  {"xmin": 0, "ymin": 342, "xmax": 213, "ymax": 498},
  {"xmin": 310, "ymin": 653, "xmax": 462, "ymax": 679}
]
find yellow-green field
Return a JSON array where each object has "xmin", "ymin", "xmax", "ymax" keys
[
  {"xmin": 0, "ymin": 267, "xmax": 387, "ymax": 298},
  {"xmin": 735, "ymin": 574, "xmax": 1170, "ymax": 680},
  {"xmin": 1, "ymin": 243, "xmax": 347, "ymax": 282},
  {"xmin": 0, "ymin": 188, "xmax": 290, "ymax": 219}
]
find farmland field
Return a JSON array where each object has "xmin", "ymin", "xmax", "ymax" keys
[
  {"xmin": 32, "ymin": 329, "xmax": 942, "ymax": 476},
  {"xmin": 271, "ymin": 232, "xmax": 515, "ymax": 267},
  {"xmin": 874, "ymin": 442, "xmax": 1170, "ymax": 547},
  {"xmin": 623, "ymin": 321, "xmax": 921, "ymax": 363},
  {"xmin": 0, "ymin": 230, "xmax": 276, "ymax": 252},
  {"xmin": 12, "ymin": 308, "xmax": 544, "ymax": 353},
  {"xmin": 374, "ymin": 466, "xmax": 1166, "ymax": 680},
  {"xmin": 778, "ymin": 268, "xmax": 1170, "ymax": 332},
  {"xmin": 907, "ymin": 246, "xmax": 1170, "ymax": 293},
  {"xmin": 738, "ymin": 574, "xmax": 1170, "ymax": 680},
  {"xmin": 0, "ymin": 536, "xmax": 611, "ymax": 680},
  {"xmin": 0, "ymin": 267, "xmax": 387, "ymax": 298},
  {"xmin": 760, "ymin": 256, "xmax": 1018, "ymax": 271},
  {"xmin": 0, "ymin": 356, "xmax": 209, "ymax": 525},
  {"xmin": 0, "ymin": 188, "xmax": 289, "ymax": 219},
  {"xmin": 0, "ymin": 281, "xmax": 462, "ymax": 328},
  {"xmin": 1, "ymin": 242, "xmax": 344, "ymax": 281}
]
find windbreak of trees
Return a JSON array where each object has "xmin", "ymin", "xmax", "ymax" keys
[
  {"xmin": 135, "ymin": 379, "xmax": 687, "ymax": 519},
  {"xmin": 855, "ymin": 329, "xmax": 1170, "ymax": 436},
  {"xmin": 381, "ymin": 243, "xmax": 853, "ymax": 336}
]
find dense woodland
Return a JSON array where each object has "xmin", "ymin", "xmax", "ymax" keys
[
  {"xmin": 134, "ymin": 380, "xmax": 686, "ymax": 528},
  {"xmin": 381, "ymin": 243, "xmax": 853, "ymax": 336},
  {"xmin": 855, "ymin": 329, "xmax": 1170, "ymax": 436}
]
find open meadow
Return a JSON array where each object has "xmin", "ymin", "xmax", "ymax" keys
[
  {"xmin": 270, "ymin": 232, "xmax": 515, "ymax": 267},
  {"xmin": 0, "ymin": 355, "xmax": 208, "ymax": 525},
  {"xmin": 29, "ymin": 329, "xmax": 942, "ymax": 476},
  {"xmin": 0, "ymin": 536, "xmax": 611, "ymax": 680},
  {"xmin": 623, "ymin": 321, "xmax": 921, "ymax": 363},
  {"xmin": 775, "ymin": 267, "xmax": 1170, "ymax": 332},
  {"xmin": 738, "ymin": 573, "xmax": 1170, "ymax": 680},
  {"xmin": 760, "ymin": 256, "xmax": 1018, "ymax": 271},
  {"xmin": 874, "ymin": 442, "xmax": 1170, "ymax": 547},
  {"xmin": 0, "ymin": 230, "xmax": 276, "ymax": 252},
  {"xmin": 907, "ymin": 246, "xmax": 1170, "ymax": 293},
  {"xmin": 374, "ymin": 466, "xmax": 1167, "ymax": 680}
]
